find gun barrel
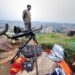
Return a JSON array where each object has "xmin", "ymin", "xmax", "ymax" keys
[
  {"xmin": 10, "ymin": 25, "xmax": 42, "ymax": 39},
  {"xmin": 10, "ymin": 30, "xmax": 34, "ymax": 39}
]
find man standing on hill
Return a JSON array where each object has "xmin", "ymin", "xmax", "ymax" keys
[{"xmin": 22, "ymin": 5, "xmax": 31, "ymax": 30}]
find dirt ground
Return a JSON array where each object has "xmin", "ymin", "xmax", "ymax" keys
[
  {"xmin": 0, "ymin": 62, "xmax": 11, "ymax": 75},
  {"xmin": 0, "ymin": 38, "xmax": 23, "ymax": 75}
]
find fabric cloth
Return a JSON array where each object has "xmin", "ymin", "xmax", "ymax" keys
[
  {"xmin": 47, "ymin": 44, "xmax": 64, "ymax": 62},
  {"xmin": 57, "ymin": 60, "xmax": 72, "ymax": 75},
  {"xmin": 25, "ymin": 22, "xmax": 31, "ymax": 30},
  {"xmin": 47, "ymin": 53, "xmax": 63, "ymax": 62},
  {"xmin": 46, "ymin": 65, "xmax": 66, "ymax": 75},
  {"xmin": 51, "ymin": 65, "xmax": 66, "ymax": 75}
]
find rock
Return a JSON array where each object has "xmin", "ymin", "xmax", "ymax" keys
[{"xmin": 0, "ymin": 38, "xmax": 12, "ymax": 51}]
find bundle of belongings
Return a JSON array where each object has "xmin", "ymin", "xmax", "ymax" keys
[
  {"xmin": 10, "ymin": 44, "xmax": 73, "ymax": 75},
  {"xmin": 47, "ymin": 44, "xmax": 72, "ymax": 75}
]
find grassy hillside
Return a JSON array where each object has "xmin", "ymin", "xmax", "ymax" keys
[{"xmin": 36, "ymin": 33, "xmax": 75, "ymax": 49}]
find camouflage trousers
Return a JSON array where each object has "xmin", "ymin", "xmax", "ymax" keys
[{"xmin": 25, "ymin": 22, "xmax": 31, "ymax": 30}]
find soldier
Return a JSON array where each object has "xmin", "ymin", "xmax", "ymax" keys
[{"xmin": 22, "ymin": 5, "xmax": 31, "ymax": 30}]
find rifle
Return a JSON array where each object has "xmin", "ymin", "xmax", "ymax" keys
[
  {"xmin": 2, "ymin": 24, "xmax": 44, "ymax": 75},
  {"xmin": 8, "ymin": 25, "xmax": 43, "ymax": 75}
]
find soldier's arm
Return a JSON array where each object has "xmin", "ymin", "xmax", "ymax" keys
[{"xmin": 22, "ymin": 10, "xmax": 27, "ymax": 21}]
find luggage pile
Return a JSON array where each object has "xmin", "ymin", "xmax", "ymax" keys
[{"xmin": 10, "ymin": 44, "xmax": 73, "ymax": 75}]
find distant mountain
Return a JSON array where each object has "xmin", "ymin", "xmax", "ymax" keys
[{"xmin": 0, "ymin": 20, "xmax": 75, "ymax": 33}]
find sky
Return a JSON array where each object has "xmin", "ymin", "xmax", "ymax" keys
[{"xmin": 0, "ymin": 0, "xmax": 75, "ymax": 23}]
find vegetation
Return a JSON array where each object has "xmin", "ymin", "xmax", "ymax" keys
[{"xmin": 36, "ymin": 33, "xmax": 75, "ymax": 48}]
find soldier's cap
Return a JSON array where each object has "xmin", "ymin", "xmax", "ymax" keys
[{"xmin": 27, "ymin": 5, "xmax": 31, "ymax": 7}]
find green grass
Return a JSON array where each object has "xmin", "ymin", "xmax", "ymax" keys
[
  {"xmin": 36, "ymin": 33, "xmax": 75, "ymax": 54},
  {"xmin": 36, "ymin": 33, "xmax": 75, "ymax": 49}
]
